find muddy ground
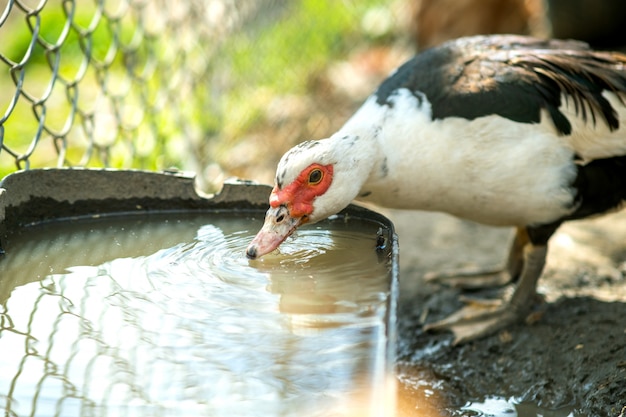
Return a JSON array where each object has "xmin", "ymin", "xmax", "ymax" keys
[{"xmin": 383, "ymin": 208, "xmax": 626, "ymax": 416}]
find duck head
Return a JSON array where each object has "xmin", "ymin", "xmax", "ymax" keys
[{"xmin": 246, "ymin": 136, "xmax": 373, "ymax": 259}]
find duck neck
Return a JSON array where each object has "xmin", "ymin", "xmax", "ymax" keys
[{"xmin": 330, "ymin": 97, "xmax": 387, "ymax": 190}]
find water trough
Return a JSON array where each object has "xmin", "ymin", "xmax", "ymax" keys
[{"xmin": 0, "ymin": 169, "xmax": 399, "ymax": 417}]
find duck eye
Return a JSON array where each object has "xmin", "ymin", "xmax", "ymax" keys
[{"xmin": 308, "ymin": 168, "xmax": 323, "ymax": 185}]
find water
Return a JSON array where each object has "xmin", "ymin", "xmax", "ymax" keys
[
  {"xmin": 0, "ymin": 213, "xmax": 396, "ymax": 417},
  {"xmin": 460, "ymin": 397, "xmax": 581, "ymax": 417},
  {"xmin": 395, "ymin": 371, "xmax": 583, "ymax": 417}
]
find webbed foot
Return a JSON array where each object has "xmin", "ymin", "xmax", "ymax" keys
[
  {"xmin": 424, "ymin": 297, "xmax": 523, "ymax": 344},
  {"xmin": 424, "ymin": 267, "xmax": 512, "ymax": 289},
  {"xmin": 425, "ymin": 243, "xmax": 548, "ymax": 344}
]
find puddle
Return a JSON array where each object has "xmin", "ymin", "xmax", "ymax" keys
[
  {"xmin": 395, "ymin": 370, "xmax": 584, "ymax": 417},
  {"xmin": 459, "ymin": 397, "xmax": 581, "ymax": 417},
  {"xmin": 0, "ymin": 213, "xmax": 396, "ymax": 417}
]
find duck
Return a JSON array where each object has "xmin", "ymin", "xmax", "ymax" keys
[{"xmin": 245, "ymin": 34, "xmax": 626, "ymax": 344}]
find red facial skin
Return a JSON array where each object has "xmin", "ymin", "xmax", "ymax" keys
[
  {"xmin": 245, "ymin": 163, "xmax": 334, "ymax": 259},
  {"xmin": 269, "ymin": 163, "xmax": 334, "ymax": 219}
]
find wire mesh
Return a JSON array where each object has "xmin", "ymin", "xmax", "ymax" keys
[
  {"xmin": 0, "ymin": 0, "xmax": 409, "ymax": 190},
  {"xmin": 0, "ymin": 0, "xmax": 285, "ymax": 181}
]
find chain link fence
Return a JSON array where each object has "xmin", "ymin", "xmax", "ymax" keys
[
  {"xmin": 0, "ymin": 0, "xmax": 274, "ymax": 184},
  {"xmin": 0, "ymin": 0, "xmax": 408, "ymax": 191}
]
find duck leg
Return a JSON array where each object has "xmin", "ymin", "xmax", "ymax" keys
[
  {"xmin": 424, "ymin": 227, "xmax": 528, "ymax": 289},
  {"xmin": 424, "ymin": 225, "xmax": 555, "ymax": 344}
]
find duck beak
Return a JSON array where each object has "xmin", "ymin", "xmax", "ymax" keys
[{"xmin": 246, "ymin": 205, "xmax": 305, "ymax": 259}]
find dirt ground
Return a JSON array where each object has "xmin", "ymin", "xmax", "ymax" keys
[{"xmin": 383, "ymin": 208, "xmax": 626, "ymax": 416}]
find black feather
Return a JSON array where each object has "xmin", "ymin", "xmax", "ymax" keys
[{"xmin": 375, "ymin": 35, "xmax": 626, "ymax": 136}]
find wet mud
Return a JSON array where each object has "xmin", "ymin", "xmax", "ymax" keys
[{"xmin": 387, "ymin": 209, "xmax": 626, "ymax": 416}]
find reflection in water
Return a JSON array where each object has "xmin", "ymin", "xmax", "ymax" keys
[{"xmin": 0, "ymin": 214, "xmax": 395, "ymax": 417}]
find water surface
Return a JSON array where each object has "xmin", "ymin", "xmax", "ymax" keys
[{"xmin": 0, "ymin": 213, "xmax": 395, "ymax": 417}]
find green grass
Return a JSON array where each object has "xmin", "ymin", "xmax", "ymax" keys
[{"xmin": 213, "ymin": 0, "xmax": 390, "ymax": 147}]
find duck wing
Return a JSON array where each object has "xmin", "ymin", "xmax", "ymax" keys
[{"xmin": 375, "ymin": 35, "xmax": 626, "ymax": 136}]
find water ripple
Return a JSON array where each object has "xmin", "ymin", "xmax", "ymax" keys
[{"xmin": 0, "ymin": 215, "xmax": 393, "ymax": 417}]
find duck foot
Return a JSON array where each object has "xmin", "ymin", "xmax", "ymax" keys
[
  {"xmin": 424, "ymin": 267, "xmax": 511, "ymax": 289},
  {"xmin": 425, "ymin": 242, "xmax": 548, "ymax": 344},
  {"xmin": 423, "ymin": 297, "xmax": 524, "ymax": 345}
]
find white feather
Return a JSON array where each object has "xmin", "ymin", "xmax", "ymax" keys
[
  {"xmin": 339, "ymin": 89, "xmax": 580, "ymax": 227},
  {"xmin": 277, "ymin": 88, "xmax": 626, "ymax": 228},
  {"xmin": 559, "ymin": 91, "xmax": 626, "ymax": 160}
]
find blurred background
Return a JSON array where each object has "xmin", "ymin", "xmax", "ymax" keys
[{"xmin": 1, "ymin": 0, "xmax": 625, "ymax": 192}]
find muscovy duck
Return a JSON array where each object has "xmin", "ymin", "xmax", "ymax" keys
[{"xmin": 246, "ymin": 35, "xmax": 626, "ymax": 343}]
